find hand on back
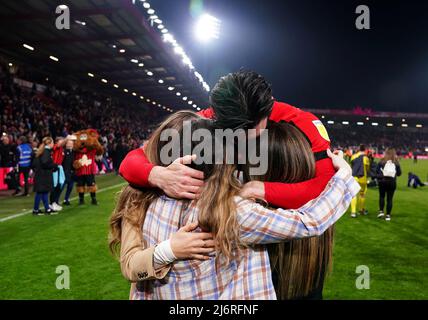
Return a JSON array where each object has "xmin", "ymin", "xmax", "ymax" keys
[{"xmin": 149, "ymin": 155, "xmax": 204, "ymax": 200}]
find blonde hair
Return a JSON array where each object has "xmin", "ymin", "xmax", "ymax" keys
[
  {"xmin": 109, "ymin": 111, "xmax": 200, "ymax": 255},
  {"xmin": 35, "ymin": 137, "xmax": 53, "ymax": 158},
  {"xmin": 196, "ymin": 163, "xmax": 242, "ymax": 264},
  {"xmin": 179, "ymin": 118, "xmax": 244, "ymax": 265},
  {"xmin": 382, "ymin": 147, "xmax": 398, "ymax": 164},
  {"xmin": 109, "ymin": 113, "xmax": 243, "ymax": 266}
]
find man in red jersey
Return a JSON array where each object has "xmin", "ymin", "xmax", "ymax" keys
[{"xmin": 119, "ymin": 71, "xmax": 335, "ymax": 210}]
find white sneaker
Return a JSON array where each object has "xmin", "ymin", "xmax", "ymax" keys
[
  {"xmin": 54, "ymin": 203, "xmax": 63, "ymax": 211},
  {"xmin": 351, "ymin": 213, "xmax": 357, "ymax": 218},
  {"xmin": 385, "ymin": 215, "xmax": 391, "ymax": 221},
  {"xmin": 377, "ymin": 211, "xmax": 385, "ymax": 218},
  {"xmin": 50, "ymin": 203, "xmax": 63, "ymax": 212}
]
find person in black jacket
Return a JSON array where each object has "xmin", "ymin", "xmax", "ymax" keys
[
  {"xmin": 0, "ymin": 134, "xmax": 16, "ymax": 168},
  {"xmin": 0, "ymin": 134, "xmax": 18, "ymax": 192},
  {"xmin": 59, "ymin": 139, "xmax": 75, "ymax": 205},
  {"xmin": 32, "ymin": 137, "xmax": 58, "ymax": 215},
  {"xmin": 376, "ymin": 148, "xmax": 402, "ymax": 221}
]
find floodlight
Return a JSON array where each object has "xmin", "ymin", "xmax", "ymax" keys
[{"xmin": 194, "ymin": 14, "xmax": 221, "ymax": 42}]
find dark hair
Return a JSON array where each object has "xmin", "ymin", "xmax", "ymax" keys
[
  {"xmin": 19, "ymin": 136, "xmax": 27, "ymax": 144},
  {"xmin": 250, "ymin": 121, "xmax": 334, "ymax": 300},
  {"xmin": 359, "ymin": 144, "xmax": 366, "ymax": 152},
  {"xmin": 210, "ymin": 70, "xmax": 274, "ymax": 130}
]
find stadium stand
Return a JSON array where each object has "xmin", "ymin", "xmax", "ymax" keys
[
  {"xmin": 0, "ymin": 0, "xmax": 210, "ymax": 111},
  {"xmin": 308, "ymin": 109, "xmax": 428, "ymax": 156},
  {"xmin": 0, "ymin": 0, "xmax": 212, "ymax": 191}
]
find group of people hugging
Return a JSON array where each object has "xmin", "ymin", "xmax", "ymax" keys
[{"xmin": 109, "ymin": 71, "xmax": 360, "ymax": 300}]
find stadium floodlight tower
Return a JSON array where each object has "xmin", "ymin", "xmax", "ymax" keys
[{"xmin": 194, "ymin": 14, "xmax": 221, "ymax": 43}]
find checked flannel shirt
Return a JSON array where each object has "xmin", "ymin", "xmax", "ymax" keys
[{"xmin": 131, "ymin": 168, "xmax": 360, "ymax": 300}]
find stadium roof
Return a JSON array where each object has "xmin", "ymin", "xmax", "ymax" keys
[{"xmin": 0, "ymin": 0, "xmax": 210, "ymax": 112}]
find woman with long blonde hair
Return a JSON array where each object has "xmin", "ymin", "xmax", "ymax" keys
[
  {"xmin": 376, "ymin": 148, "xmax": 402, "ymax": 221},
  {"xmin": 110, "ymin": 111, "xmax": 217, "ymax": 294},
  {"xmin": 110, "ymin": 114, "xmax": 359, "ymax": 299},
  {"xmin": 32, "ymin": 137, "xmax": 58, "ymax": 215}
]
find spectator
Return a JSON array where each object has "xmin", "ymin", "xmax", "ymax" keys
[
  {"xmin": 376, "ymin": 148, "xmax": 402, "ymax": 221},
  {"xmin": 0, "ymin": 134, "xmax": 17, "ymax": 191},
  {"xmin": 111, "ymin": 138, "xmax": 129, "ymax": 174},
  {"xmin": 59, "ymin": 137, "xmax": 75, "ymax": 205},
  {"xmin": 32, "ymin": 137, "xmax": 58, "ymax": 215},
  {"xmin": 49, "ymin": 136, "xmax": 66, "ymax": 211},
  {"xmin": 407, "ymin": 172, "xmax": 425, "ymax": 188},
  {"xmin": 16, "ymin": 135, "xmax": 32, "ymax": 196}
]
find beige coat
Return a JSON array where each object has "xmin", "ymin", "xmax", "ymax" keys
[{"xmin": 120, "ymin": 219, "xmax": 171, "ymax": 284}]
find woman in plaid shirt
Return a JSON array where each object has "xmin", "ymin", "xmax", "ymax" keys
[{"xmin": 110, "ymin": 113, "xmax": 359, "ymax": 300}]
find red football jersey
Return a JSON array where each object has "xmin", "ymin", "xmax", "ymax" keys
[
  {"xmin": 74, "ymin": 149, "xmax": 97, "ymax": 176},
  {"xmin": 52, "ymin": 145, "xmax": 65, "ymax": 165}
]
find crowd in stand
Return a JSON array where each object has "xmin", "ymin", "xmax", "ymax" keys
[
  {"xmin": 0, "ymin": 60, "xmax": 164, "ymax": 213},
  {"xmin": 328, "ymin": 125, "xmax": 427, "ymax": 156}
]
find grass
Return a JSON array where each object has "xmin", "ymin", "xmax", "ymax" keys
[
  {"xmin": 0, "ymin": 174, "xmax": 124, "ymax": 219},
  {"xmin": 0, "ymin": 174, "xmax": 129, "ymax": 299},
  {"xmin": 0, "ymin": 160, "xmax": 427, "ymax": 299},
  {"xmin": 324, "ymin": 159, "xmax": 428, "ymax": 299}
]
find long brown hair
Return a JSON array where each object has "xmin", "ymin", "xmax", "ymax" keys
[
  {"xmin": 35, "ymin": 137, "xmax": 53, "ymax": 158},
  {"xmin": 109, "ymin": 111, "xmax": 201, "ymax": 255},
  {"xmin": 381, "ymin": 147, "xmax": 398, "ymax": 164},
  {"xmin": 109, "ymin": 113, "xmax": 243, "ymax": 265},
  {"xmin": 250, "ymin": 121, "xmax": 334, "ymax": 300},
  {"xmin": 180, "ymin": 118, "xmax": 243, "ymax": 264}
]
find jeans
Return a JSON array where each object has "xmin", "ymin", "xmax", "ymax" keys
[
  {"xmin": 50, "ymin": 185, "xmax": 62, "ymax": 204},
  {"xmin": 62, "ymin": 179, "xmax": 74, "ymax": 202},
  {"xmin": 34, "ymin": 192, "xmax": 49, "ymax": 211}
]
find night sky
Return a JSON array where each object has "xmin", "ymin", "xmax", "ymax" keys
[{"xmin": 153, "ymin": 0, "xmax": 428, "ymax": 113}]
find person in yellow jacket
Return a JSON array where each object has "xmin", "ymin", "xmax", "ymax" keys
[{"xmin": 350, "ymin": 145, "xmax": 370, "ymax": 218}]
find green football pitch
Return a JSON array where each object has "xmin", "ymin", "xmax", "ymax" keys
[{"xmin": 0, "ymin": 160, "xmax": 427, "ymax": 300}]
